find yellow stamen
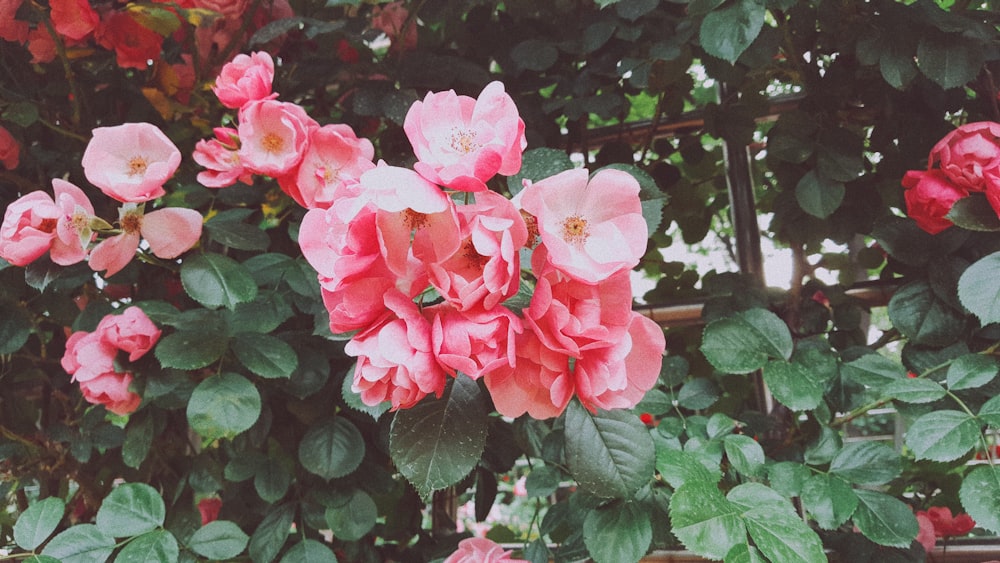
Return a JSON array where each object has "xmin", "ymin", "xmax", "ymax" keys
[
  {"xmin": 261, "ymin": 133, "xmax": 284, "ymax": 154},
  {"xmin": 127, "ymin": 156, "xmax": 148, "ymax": 177},
  {"xmin": 403, "ymin": 209, "xmax": 429, "ymax": 230},
  {"xmin": 561, "ymin": 215, "xmax": 590, "ymax": 244},
  {"xmin": 449, "ymin": 128, "xmax": 480, "ymax": 154}
]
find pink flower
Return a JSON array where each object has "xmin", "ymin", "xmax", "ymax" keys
[
  {"xmin": 443, "ymin": 537, "xmax": 529, "ymax": 563},
  {"xmin": 82, "ymin": 123, "xmax": 182, "ymax": 203},
  {"xmin": 95, "ymin": 307, "xmax": 162, "ymax": 362},
  {"xmin": 26, "ymin": 28, "xmax": 57, "ymax": 64},
  {"xmin": 345, "ymin": 291, "xmax": 446, "ymax": 410},
  {"xmin": 193, "ymin": 127, "xmax": 253, "ymax": 188},
  {"xmin": 61, "ymin": 331, "xmax": 117, "ymax": 384},
  {"xmin": 89, "ymin": 205, "xmax": 202, "ymax": 277},
  {"xmin": 197, "ymin": 497, "xmax": 223, "ymax": 525},
  {"xmin": 404, "ymin": 81, "xmax": 526, "ymax": 192},
  {"xmin": 278, "ymin": 123, "xmax": 376, "ymax": 209},
  {"xmin": 0, "ymin": 0, "xmax": 28, "ymax": 44},
  {"xmin": 924, "ymin": 506, "xmax": 976, "ymax": 538},
  {"xmin": 428, "ymin": 303, "xmax": 522, "ymax": 380},
  {"xmin": 902, "ymin": 169, "xmax": 966, "ymax": 235},
  {"xmin": 574, "ymin": 312, "xmax": 664, "ymax": 412},
  {"xmin": 429, "ymin": 191, "xmax": 527, "ymax": 312},
  {"xmin": 929, "ymin": 121, "xmax": 1000, "ymax": 192},
  {"xmin": 520, "ymin": 168, "xmax": 647, "ymax": 284},
  {"xmin": 212, "ymin": 51, "xmax": 275, "ymax": 109},
  {"xmin": 79, "ymin": 372, "xmax": 142, "ymax": 415},
  {"xmin": 0, "ymin": 191, "xmax": 60, "ymax": 266},
  {"xmin": 50, "ymin": 179, "xmax": 96, "ymax": 266},
  {"xmin": 320, "ymin": 275, "xmax": 399, "ymax": 334},
  {"xmin": 370, "ymin": 1, "xmax": 417, "ymax": 53},
  {"xmin": 50, "ymin": 0, "xmax": 99, "ymax": 41},
  {"xmin": 237, "ymin": 99, "xmax": 316, "ymax": 177},
  {"xmin": 916, "ymin": 512, "xmax": 936, "ymax": 553},
  {"xmin": 484, "ymin": 329, "xmax": 574, "ymax": 420},
  {"xmin": 0, "ymin": 125, "xmax": 19, "ymax": 170}
]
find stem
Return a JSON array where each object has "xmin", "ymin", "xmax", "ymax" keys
[{"xmin": 33, "ymin": 3, "xmax": 83, "ymax": 128}]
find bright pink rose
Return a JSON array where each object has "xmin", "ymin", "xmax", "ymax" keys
[
  {"xmin": 193, "ymin": 127, "xmax": 253, "ymax": 188},
  {"xmin": 89, "ymin": 204, "xmax": 202, "ymax": 277},
  {"xmin": 484, "ymin": 329, "xmax": 574, "ymax": 420},
  {"xmin": 320, "ymin": 275, "xmax": 399, "ymax": 335},
  {"xmin": 428, "ymin": 303, "xmax": 522, "ymax": 380},
  {"xmin": 299, "ymin": 186, "xmax": 385, "ymax": 282},
  {"xmin": 197, "ymin": 497, "xmax": 223, "ymax": 525},
  {"xmin": 78, "ymin": 371, "xmax": 142, "ymax": 415},
  {"xmin": 95, "ymin": 307, "xmax": 162, "ymax": 362},
  {"xmin": 929, "ymin": 121, "xmax": 1000, "ymax": 192},
  {"xmin": 0, "ymin": 191, "xmax": 60, "ymax": 266},
  {"xmin": 404, "ymin": 81, "xmax": 526, "ymax": 192},
  {"xmin": 443, "ymin": 537, "xmax": 529, "ymax": 563},
  {"xmin": 915, "ymin": 512, "xmax": 936, "ymax": 553},
  {"xmin": 0, "ymin": 125, "xmax": 19, "ymax": 170},
  {"xmin": 346, "ymin": 291, "xmax": 446, "ymax": 410},
  {"xmin": 95, "ymin": 11, "xmax": 164, "ymax": 70},
  {"xmin": 237, "ymin": 99, "xmax": 316, "ymax": 177},
  {"xmin": 370, "ymin": 1, "xmax": 417, "ymax": 53},
  {"xmin": 924, "ymin": 506, "xmax": 976, "ymax": 538},
  {"xmin": 902, "ymin": 169, "xmax": 967, "ymax": 235},
  {"xmin": 278, "ymin": 124, "xmax": 376, "ymax": 209},
  {"xmin": 429, "ymin": 191, "xmax": 527, "ymax": 312},
  {"xmin": 520, "ymin": 168, "xmax": 647, "ymax": 284},
  {"xmin": 0, "ymin": 0, "xmax": 28, "ymax": 43},
  {"xmin": 50, "ymin": 0, "xmax": 99, "ymax": 41},
  {"xmin": 212, "ymin": 51, "xmax": 275, "ymax": 109},
  {"xmin": 82, "ymin": 123, "xmax": 182, "ymax": 203},
  {"xmin": 50, "ymin": 179, "xmax": 96, "ymax": 266},
  {"xmin": 61, "ymin": 331, "xmax": 117, "ymax": 384},
  {"xmin": 574, "ymin": 312, "xmax": 664, "ymax": 412}
]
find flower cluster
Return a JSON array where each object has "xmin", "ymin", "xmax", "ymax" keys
[
  {"xmin": 903, "ymin": 121, "xmax": 1000, "ymax": 234},
  {"xmin": 197, "ymin": 53, "xmax": 665, "ymax": 417},
  {"xmin": 60, "ymin": 307, "xmax": 161, "ymax": 415},
  {"xmin": 915, "ymin": 506, "xmax": 976, "ymax": 552},
  {"xmin": 0, "ymin": 122, "xmax": 203, "ymax": 277}
]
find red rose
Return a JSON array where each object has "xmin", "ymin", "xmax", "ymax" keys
[
  {"xmin": 925, "ymin": 506, "xmax": 975, "ymax": 538},
  {"xmin": 96, "ymin": 11, "xmax": 164, "ymax": 70},
  {"xmin": 902, "ymin": 169, "xmax": 967, "ymax": 234},
  {"xmin": 197, "ymin": 497, "xmax": 222, "ymax": 525}
]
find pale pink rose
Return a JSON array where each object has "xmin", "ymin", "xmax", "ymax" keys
[
  {"xmin": 346, "ymin": 291, "xmax": 446, "ymax": 410},
  {"xmin": 50, "ymin": 0, "xmax": 99, "ymax": 41},
  {"xmin": 0, "ymin": 0, "xmax": 28, "ymax": 43},
  {"xmin": 237, "ymin": 99, "xmax": 315, "ymax": 177},
  {"xmin": 89, "ymin": 204, "xmax": 202, "ymax": 277},
  {"xmin": 902, "ymin": 169, "xmax": 966, "ymax": 235},
  {"xmin": 82, "ymin": 123, "xmax": 182, "ymax": 203},
  {"xmin": 0, "ymin": 191, "xmax": 60, "ymax": 266},
  {"xmin": 520, "ymin": 168, "xmax": 647, "ymax": 284},
  {"xmin": 404, "ymin": 81, "xmax": 526, "ymax": 192},
  {"xmin": 574, "ymin": 312, "xmax": 664, "ymax": 412},
  {"xmin": 370, "ymin": 1, "xmax": 417, "ymax": 53},
  {"xmin": 193, "ymin": 127, "xmax": 253, "ymax": 188},
  {"xmin": 929, "ymin": 121, "xmax": 1000, "ymax": 192},
  {"xmin": 50, "ymin": 179, "xmax": 96, "ymax": 266},
  {"xmin": 61, "ymin": 330, "xmax": 116, "ymax": 384},
  {"xmin": 429, "ymin": 191, "xmax": 527, "ymax": 312},
  {"xmin": 484, "ymin": 329, "xmax": 574, "ymax": 420},
  {"xmin": 428, "ymin": 303, "xmax": 522, "ymax": 380},
  {"xmin": 212, "ymin": 51, "xmax": 275, "ymax": 109},
  {"xmin": 443, "ymin": 537, "xmax": 528, "ymax": 563},
  {"xmin": 0, "ymin": 125, "xmax": 19, "ymax": 170},
  {"xmin": 95, "ymin": 307, "xmax": 161, "ymax": 362},
  {"xmin": 278, "ymin": 124, "xmax": 376, "ymax": 209},
  {"xmin": 78, "ymin": 371, "xmax": 142, "ymax": 415}
]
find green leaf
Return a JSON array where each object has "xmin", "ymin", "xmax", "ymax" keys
[
  {"xmin": 508, "ymin": 148, "xmax": 575, "ymax": 196},
  {"xmin": 959, "ymin": 465, "xmax": 1000, "ymax": 534},
  {"xmin": 669, "ymin": 481, "xmax": 745, "ymax": 560},
  {"xmin": 154, "ymin": 329, "xmax": 229, "ymax": 370},
  {"xmin": 324, "ymin": 489, "xmax": 377, "ymax": 541},
  {"xmin": 816, "ymin": 127, "xmax": 865, "ymax": 182},
  {"xmin": 122, "ymin": 412, "xmax": 155, "ymax": 469},
  {"xmin": 676, "ymin": 377, "xmax": 720, "ymax": 410},
  {"xmin": 188, "ymin": 521, "xmax": 250, "ymax": 560},
  {"xmin": 298, "ymin": 417, "xmax": 365, "ymax": 480},
  {"xmin": 181, "ymin": 253, "xmax": 258, "ymax": 310},
  {"xmin": 828, "ymin": 441, "xmax": 901, "ymax": 486},
  {"xmin": 41, "ymin": 524, "xmax": 115, "ymax": 563},
  {"xmin": 279, "ymin": 539, "xmax": 338, "ymax": 563},
  {"xmin": 95, "ymin": 483, "xmax": 165, "ymax": 538},
  {"xmin": 389, "ymin": 376, "xmax": 489, "ymax": 499},
  {"xmin": 699, "ymin": 0, "xmax": 765, "ymax": 64},
  {"xmin": 186, "ymin": 373, "xmax": 262, "ymax": 442},
  {"xmin": 14, "ymin": 497, "xmax": 65, "ymax": 550},
  {"xmin": 254, "ymin": 458, "xmax": 291, "ymax": 503},
  {"xmin": 959, "ymin": 251, "xmax": 1000, "ymax": 326},
  {"xmin": 762, "ymin": 339, "xmax": 837, "ymax": 411},
  {"xmin": 655, "ymin": 448, "xmax": 722, "ymax": 489},
  {"xmin": 22, "ymin": 556, "xmax": 60, "ymax": 563},
  {"xmin": 880, "ymin": 41, "xmax": 918, "ymax": 90},
  {"xmin": 2, "ymin": 101, "xmax": 39, "ymax": 127},
  {"xmin": 725, "ymin": 543, "xmax": 767, "ymax": 563},
  {"xmin": 916, "ymin": 34, "xmax": 982, "ymax": 90},
  {"xmin": 701, "ymin": 309, "xmax": 793, "ymax": 374},
  {"xmin": 795, "ymin": 170, "xmax": 845, "ymax": 219},
  {"xmin": 510, "ymin": 39, "xmax": 558, "ymax": 71},
  {"xmin": 0, "ymin": 301, "xmax": 31, "ymax": 355},
  {"xmin": 840, "ymin": 353, "xmax": 907, "ymax": 388},
  {"xmin": 904, "ymin": 410, "xmax": 979, "ymax": 462},
  {"xmin": 948, "ymin": 354, "xmax": 999, "ymax": 390},
  {"xmin": 800, "ymin": 474, "xmax": 858, "ymax": 530},
  {"xmin": 231, "ymin": 333, "xmax": 298, "ymax": 379},
  {"xmin": 880, "ymin": 377, "xmax": 946, "ymax": 404},
  {"xmin": 852, "ymin": 490, "xmax": 919, "ymax": 548},
  {"xmin": 564, "ymin": 402, "xmax": 655, "ymax": 499},
  {"xmin": 205, "ymin": 211, "xmax": 271, "ymax": 251},
  {"xmin": 248, "ymin": 503, "xmax": 294, "ymax": 563},
  {"xmin": 888, "ymin": 281, "xmax": 964, "ymax": 347},
  {"xmin": 723, "ymin": 434, "xmax": 765, "ymax": 478},
  {"xmin": 946, "ymin": 193, "xmax": 1000, "ymax": 231},
  {"xmin": 583, "ymin": 502, "xmax": 652, "ymax": 563},
  {"xmin": 525, "ymin": 465, "xmax": 561, "ymax": 498},
  {"xmin": 767, "ymin": 462, "xmax": 811, "ymax": 498},
  {"xmin": 114, "ymin": 529, "xmax": 179, "ymax": 563},
  {"xmin": 980, "ymin": 395, "xmax": 1000, "ymax": 427},
  {"xmin": 729, "ymin": 484, "xmax": 826, "ymax": 563}
]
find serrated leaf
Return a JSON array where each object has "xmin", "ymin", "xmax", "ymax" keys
[
  {"xmin": 205, "ymin": 213, "xmax": 270, "ymax": 251},
  {"xmin": 41, "ymin": 524, "xmax": 115, "ymax": 563},
  {"xmin": 840, "ymin": 353, "xmax": 907, "ymax": 388},
  {"xmin": 829, "ymin": 441, "xmax": 900, "ymax": 486},
  {"xmin": 948, "ymin": 353, "xmax": 999, "ymax": 390},
  {"xmin": 14, "ymin": 497, "xmax": 65, "ymax": 550},
  {"xmin": 699, "ymin": 0, "xmax": 765, "ymax": 63},
  {"xmin": 904, "ymin": 410, "xmax": 979, "ymax": 462},
  {"xmin": 669, "ymin": 481, "xmax": 745, "ymax": 560},
  {"xmin": 254, "ymin": 458, "xmax": 291, "ymax": 503},
  {"xmin": 880, "ymin": 377, "xmax": 946, "ymax": 404},
  {"xmin": 795, "ymin": 170, "xmax": 845, "ymax": 219},
  {"xmin": 279, "ymin": 539, "xmax": 338, "ymax": 563},
  {"xmin": 737, "ymin": 494, "xmax": 826, "ymax": 562},
  {"xmin": 946, "ymin": 193, "xmax": 1000, "ymax": 231},
  {"xmin": 0, "ymin": 301, "xmax": 31, "ymax": 355},
  {"xmin": 800, "ymin": 474, "xmax": 858, "ymax": 530},
  {"xmin": 583, "ymin": 502, "xmax": 652, "ymax": 563},
  {"xmin": 888, "ymin": 280, "xmax": 964, "ymax": 347},
  {"xmin": 959, "ymin": 465, "xmax": 1000, "ymax": 534},
  {"xmin": 155, "ymin": 329, "xmax": 229, "ymax": 370},
  {"xmin": 916, "ymin": 34, "xmax": 982, "ymax": 90},
  {"xmin": 980, "ymin": 395, "xmax": 1000, "ymax": 427},
  {"xmin": 767, "ymin": 462, "xmax": 811, "ymax": 498},
  {"xmin": 188, "ymin": 521, "xmax": 249, "ymax": 559},
  {"xmin": 186, "ymin": 373, "xmax": 261, "ymax": 442},
  {"xmin": 298, "ymin": 417, "xmax": 365, "ymax": 480},
  {"xmin": 655, "ymin": 448, "xmax": 722, "ymax": 489},
  {"xmin": 389, "ymin": 377, "xmax": 488, "ymax": 499},
  {"xmin": 701, "ymin": 309, "xmax": 793, "ymax": 374},
  {"xmin": 852, "ymin": 490, "xmax": 918, "ymax": 548},
  {"xmin": 324, "ymin": 489, "xmax": 377, "ymax": 541},
  {"xmin": 565, "ymin": 402, "xmax": 655, "ymax": 499},
  {"xmin": 114, "ymin": 529, "xmax": 179, "ymax": 563},
  {"xmin": 724, "ymin": 434, "xmax": 765, "ymax": 477},
  {"xmin": 95, "ymin": 483, "xmax": 165, "ymax": 538},
  {"xmin": 181, "ymin": 253, "xmax": 258, "ymax": 310},
  {"xmin": 248, "ymin": 503, "xmax": 294, "ymax": 563},
  {"xmin": 762, "ymin": 343, "xmax": 836, "ymax": 411},
  {"xmin": 231, "ymin": 333, "xmax": 298, "ymax": 379},
  {"xmin": 959, "ymin": 251, "xmax": 1000, "ymax": 326}
]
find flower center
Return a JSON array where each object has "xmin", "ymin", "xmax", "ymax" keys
[
  {"xmin": 70, "ymin": 211, "xmax": 89, "ymax": 231},
  {"xmin": 127, "ymin": 156, "xmax": 148, "ymax": 177},
  {"xmin": 317, "ymin": 165, "xmax": 341, "ymax": 185},
  {"xmin": 403, "ymin": 209, "xmax": 429, "ymax": 230},
  {"xmin": 121, "ymin": 213, "xmax": 143, "ymax": 234},
  {"xmin": 38, "ymin": 218, "xmax": 58, "ymax": 233},
  {"xmin": 261, "ymin": 133, "xmax": 285, "ymax": 154},
  {"xmin": 561, "ymin": 214, "xmax": 590, "ymax": 244},
  {"xmin": 449, "ymin": 128, "xmax": 480, "ymax": 154},
  {"xmin": 521, "ymin": 210, "xmax": 539, "ymax": 248},
  {"xmin": 461, "ymin": 239, "xmax": 486, "ymax": 269}
]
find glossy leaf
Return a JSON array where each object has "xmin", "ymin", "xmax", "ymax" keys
[
  {"xmin": 958, "ymin": 251, "xmax": 1000, "ymax": 325},
  {"xmin": 888, "ymin": 281, "xmax": 964, "ymax": 347},
  {"xmin": 828, "ymin": 441, "xmax": 901, "ymax": 486},
  {"xmin": 298, "ymin": 417, "xmax": 365, "ymax": 480},
  {"xmin": 279, "ymin": 539, "xmax": 338, "ymax": 563},
  {"xmin": 186, "ymin": 373, "xmax": 262, "ymax": 442},
  {"xmin": 95, "ymin": 483, "xmax": 165, "ymax": 538},
  {"xmin": 700, "ymin": 309, "xmax": 793, "ymax": 374},
  {"xmin": 41, "ymin": 525, "xmax": 115, "ymax": 563},
  {"xmin": 248, "ymin": 503, "xmax": 294, "ymax": 563},
  {"xmin": 905, "ymin": 410, "xmax": 979, "ymax": 462},
  {"xmin": 852, "ymin": 490, "xmax": 919, "ymax": 548},
  {"xmin": 880, "ymin": 378, "xmax": 946, "ymax": 404},
  {"xmin": 699, "ymin": 0, "xmax": 766, "ymax": 63},
  {"xmin": 14, "ymin": 497, "xmax": 65, "ymax": 551},
  {"xmin": 670, "ymin": 480, "xmax": 745, "ymax": 560},
  {"xmin": 325, "ymin": 489, "xmax": 377, "ymax": 541},
  {"xmin": 801, "ymin": 474, "xmax": 858, "ymax": 530},
  {"xmin": 947, "ymin": 354, "xmax": 999, "ymax": 390},
  {"xmin": 723, "ymin": 434, "xmax": 765, "ymax": 477},
  {"xmin": 188, "ymin": 521, "xmax": 250, "ymax": 560},
  {"xmin": 729, "ymin": 484, "xmax": 826, "ymax": 563},
  {"xmin": 980, "ymin": 395, "xmax": 1000, "ymax": 427},
  {"xmin": 565, "ymin": 401, "xmax": 655, "ymax": 499},
  {"xmin": 795, "ymin": 170, "xmax": 844, "ymax": 219},
  {"xmin": 115, "ymin": 529, "xmax": 179, "ymax": 563},
  {"xmin": 231, "ymin": 333, "xmax": 298, "ymax": 379},
  {"xmin": 583, "ymin": 502, "xmax": 652, "ymax": 563},
  {"xmin": 181, "ymin": 252, "xmax": 258, "ymax": 310},
  {"xmin": 959, "ymin": 465, "xmax": 1000, "ymax": 534},
  {"xmin": 154, "ymin": 329, "xmax": 229, "ymax": 370},
  {"xmin": 655, "ymin": 448, "xmax": 722, "ymax": 489},
  {"xmin": 840, "ymin": 353, "xmax": 907, "ymax": 388}
]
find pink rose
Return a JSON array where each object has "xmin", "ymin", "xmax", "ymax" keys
[
  {"xmin": 443, "ymin": 537, "xmax": 529, "ymax": 563},
  {"xmin": 89, "ymin": 205, "xmax": 203, "ymax": 277},
  {"xmin": 370, "ymin": 1, "xmax": 417, "ymax": 53},
  {"xmin": 0, "ymin": 125, "xmax": 19, "ymax": 170},
  {"xmin": 484, "ymin": 329, "xmax": 574, "ymax": 420},
  {"xmin": 82, "ymin": 123, "xmax": 182, "ymax": 203},
  {"xmin": 237, "ymin": 99, "xmax": 316, "ymax": 177},
  {"xmin": 299, "ymin": 190, "xmax": 385, "ymax": 282},
  {"xmin": 924, "ymin": 506, "xmax": 976, "ymax": 538},
  {"xmin": 574, "ymin": 312, "xmax": 664, "ymax": 412},
  {"xmin": 929, "ymin": 121, "xmax": 1000, "ymax": 192},
  {"xmin": 278, "ymin": 124, "xmax": 376, "ymax": 209},
  {"xmin": 429, "ymin": 303, "xmax": 522, "ymax": 380},
  {"xmin": 0, "ymin": 0, "xmax": 28, "ymax": 43},
  {"xmin": 78, "ymin": 371, "xmax": 142, "ymax": 416},
  {"xmin": 520, "ymin": 168, "xmax": 647, "ymax": 284},
  {"xmin": 95, "ymin": 307, "xmax": 162, "ymax": 362},
  {"xmin": 212, "ymin": 51, "xmax": 275, "ymax": 109},
  {"xmin": 0, "ymin": 191, "xmax": 60, "ymax": 266},
  {"xmin": 50, "ymin": 179, "xmax": 96, "ymax": 266},
  {"xmin": 61, "ymin": 331, "xmax": 117, "ymax": 384},
  {"xmin": 404, "ymin": 81, "xmax": 526, "ymax": 192},
  {"xmin": 193, "ymin": 127, "xmax": 253, "ymax": 188},
  {"xmin": 915, "ymin": 512, "xmax": 936, "ymax": 553},
  {"xmin": 50, "ymin": 0, "xmax": 99, "ymax": 41},
  {"xmin": 320, "ymin": 275, "xmax": 399, "ymax": 335},
  {"xmin": 902, "ymin": 169, "xmax": 967, "ymax": 235}
]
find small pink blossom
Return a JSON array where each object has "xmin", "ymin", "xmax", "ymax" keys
[
  {"xmin": 428, "ymin": 303, "xmax": 522, "ymax": 380},
  {"xmin": 193, "ymin": 127, "xmax": 253, "ymax": 188},
  {"xmin": 89, "ymin": 204, "xmax": 202, "ymax": 277},
  {"xmin": 237, "ymin": 99, "xmax": 316, "ymax": 177},
  {"xmin": 574, "ymin": 312, "xmax": 664, "ymax": 412},
  {"xmin": 82, "ymin": 123, "xmax": 182, "ymax": 203},
  {"xmin": 0, "ymin": 191, "xmax": 60, "ymax": 266},
  {"xmin": 78, "ymin": 371, "xmax": 142, "ymax": 415},
  {"xmin": 50, "ymin": 0, "xmax": 99, "ymax": 41},
  {"xmin": 0, "ymin": 125, "xmax": 19, "ymax": 170},
  {"xmin": 61, "ymin": 331, "xmax": 117, "ymax": 384},
  {"xmin": 278, "ymin": 124, "xmax": 376, "ymax": 209},
  {"xmin": 212, "ymin": 51, "xmax": 275, "ymax": 109},
  {"xmin": 404, "ymin": 81, "xmax": 526, "ymax": 192},
  {"xmin": 520, "ymin": 168, "xmax": 647, "ymax": 284},
  {"xmin": 916, "ymin": 512, "xmax": 937, "ymax": 553},
  {"xmin": 95, "ymin": 307, "xmax": 162, "ymax": 362},
  {"xmin": 50, "ymin": 179, "xmax": 96, "ymax": 266},
  {"xmin": 902, "ymin": 169, "xmax": 966, "ymax": 235},
  {"xmin": 929, "ymin": 121, "xmax": 1000, "ymax": 192},
  {"xmin": 484, "ymin": 329, "xmax": 574, "ymax": 420},
  {"xmin": 371, "ymin": 1, "xmax": 417, "ymax": 53},
  {"xmin": 443, "ymin": 537, "xmax": 529, "ymax": 563}
]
